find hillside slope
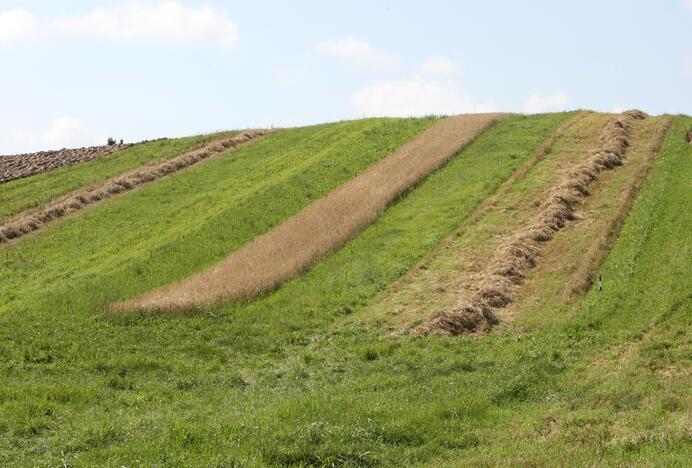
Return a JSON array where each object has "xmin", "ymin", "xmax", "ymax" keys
[
  {"xmin": 0, "ymin": 130, "xmax": 269, "ymax": 244},
  {"xmin": 117, "ymin": 113, "xmax": 506, "ymax": 310},
  {"xmin": 0, "ymin": 131, "xmax": 237, "ymax": 221},
  {"xmin": 0, "ymin": 113, "xmax": 688, "ymax": 465}
]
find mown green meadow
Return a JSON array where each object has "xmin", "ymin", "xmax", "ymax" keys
[
  {"xmin": 0, "ymin": 131, "xmax": 237, "ymax": 221},
  {"xmin": 0, "ymin": 114, "xmax": 689, "ymax": 466}
]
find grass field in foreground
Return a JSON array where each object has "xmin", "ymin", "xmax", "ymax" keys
[
  {"xmin": 0, "ymin": 131, "xmax": 236, "ymax": 221},
  {"xmin": 1, "ymin": 113, "xmax": 688, "ymax": 466},
  {"xmin": 0, "ymin": 113, "xmax": 567, "ymax": 464}
]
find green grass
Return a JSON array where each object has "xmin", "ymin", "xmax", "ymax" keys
[
  {"xmin": 0, "ymin": 117, "xmax": 439, "ymax": 313},
  {"xmin": 1, "ymin": 113, "xmax": 688, "ymax": 466},
  {"xmin": 0, "ymin": 131, "xmax": 237, "ymax": 220}
]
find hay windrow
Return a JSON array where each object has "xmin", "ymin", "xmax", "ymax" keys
[
  {"xmin": 113, "ymin": 113, "xmax": 508, "ymax": 313},
  {"xmin": 415, "ymin": 110, "xmax": 648, "ymax": 336},
  {"xmin": 0, "ymin": 131, "xmax": 271, "ymax": 245},
  {"xmin": 565, "ymin": 116, "xmax": 673, "ymax": 298},
  {"xmin": 380, "ymin": 113, "xmax": 588, "ymax": 300}
]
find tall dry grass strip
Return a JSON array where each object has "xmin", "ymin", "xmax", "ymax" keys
[
  {"xmin": 415, "ymin": 110, "xmax": 648, "ymax": 336},
  {"xmin": 0, "ymin": 131, "xmax": 271, "ymax": 245},
  {"xmin": 115, "ymin": 113, "xmax": 507, "ymax": 312},
  {"xmin": 564, "ymin": 116, "xmax": 673, "ymax": 298}
]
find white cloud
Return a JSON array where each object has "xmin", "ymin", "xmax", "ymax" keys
[
  {"xmin": 5, "ymin": 117, "xmax": 103, "ymax": 153},
  {"xmin": 0, "ymin": 9, "xmax": 39, "ymax": 46},
  {"xmin": 315, "ymin": 37, "xmax": 396, "ymax": 65},
  {"xmin": 420, "ymin": 56, "xmax": 461, "ymax": 78},
  {"xmin": 54, "ymin": 1, "xmax": 238, "ymax": 47},
  {"xmin": 686, "ymin": 0, "xmax": 692, "ymax": 11},
  {"xmin": 44, "ymin": 117, "xmax": 90, "ymax": 148},
  {"xmin": 352, "ymin": 79, "xmax": 495, "ymax": 117},
  {"xmin": 523, "ymin": 92, "xmax": 569, "ymax": 113}
]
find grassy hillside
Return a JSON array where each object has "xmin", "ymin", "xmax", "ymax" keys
[
  {"xmin": 118, "ymin": 113, "xmax": 503, "ymax": 311},
  {"xmin": 0, "ymin": 113, "xmax": 688, "ymax": 465},
  {"xmin": 0, "ymin": 117, "xmax": 438, "ymax": 315},
  {"xmin": 0, "ymin": 132, "xmax": 236, "ymax": 221}
]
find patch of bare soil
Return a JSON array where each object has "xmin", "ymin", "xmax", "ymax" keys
[{"xmin": 416, "ymin": 110, "xmax": 648, "ymax": 336}]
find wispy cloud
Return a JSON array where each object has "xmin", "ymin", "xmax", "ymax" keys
[
  {"xmin": 315, "ymin": 38, "xmax": 396, "ymax": 65},
  {"xmin": 54, "ymin": 1, "xmax": 238, "ymax": 47},
  {"xmin": 352, "ymin": 55, "xmax": 492, "ymax": 117},
  {"xmin": 352, "ymin": 79, "xmax": 494, "ymax": 117},
  {"xmin": 524, "ymin": 92, "xmax": 569, "ymax": 113},
  {"xmin": 0, "ymin": 9, "xmax": 39, "ymax": 46}
]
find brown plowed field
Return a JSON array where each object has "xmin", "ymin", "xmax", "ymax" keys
[
  {"xmin": 115, "ymin": 113, "xmax": 507, "ymax": 312},
  {"xmin": 0, "ymin": 144, "xmax": 135, "ymax": 183}
]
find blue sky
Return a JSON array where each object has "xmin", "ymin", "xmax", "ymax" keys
[{"xmin": 1, "ymin": 0, "xmax": 690, "ymax": 153}]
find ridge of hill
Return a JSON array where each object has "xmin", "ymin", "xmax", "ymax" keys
[{"xmin": 0, "ymin": 143, "xmax": 135, "ymax": 183}]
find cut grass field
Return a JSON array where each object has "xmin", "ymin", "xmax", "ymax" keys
[
  {"xmin": 0, "ymin": 113, "xmax": 689, "ymax": 465},
  {"xmin": 416, "ymin": 110, "xmax": 652, "ymax": 335},
  {"xmin": 118, "ymin": 113, "xmax": 505, "ymax": 311},
  {"xmin": 0, "ymin": 131, "xmax": 236, "ymax": 221}
]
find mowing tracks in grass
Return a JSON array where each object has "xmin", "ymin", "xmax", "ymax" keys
[
  {"xmin": 115, "ymin": 114, "xmax": 508, "ymax": 312},
  {"xmin": 0, "ymin": 131, "xmax": 271, "ymax": 245},
  {"xmin": 416, "ymin": 110, "xmax": 654, "ymax": 335}
]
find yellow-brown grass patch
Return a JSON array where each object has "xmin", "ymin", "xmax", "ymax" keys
[
  {"xmin": 114, "ymin": 113, "xmax": 507, "ymax": 312},
  {"xmin": 564, "ymin": 116, "xmax": 673, "ymax": 298},
  {"xmin": 416, "ymin": 110, "xmax": 648, "ymax": 336}
]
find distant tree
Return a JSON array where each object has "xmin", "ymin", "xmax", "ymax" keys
[
  {"xmin": 119, "ymin": 139, "xmax": 124, "ymax": 145},
  {"xmin": 107, "ymin": 137, "xmax": 117, "ymax": 146}
]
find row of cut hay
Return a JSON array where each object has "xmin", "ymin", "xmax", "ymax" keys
[
  {"xmin": 0, "ymin": 130, "xmax": 271, "ymax": 245},
  {"xmin": 383, "ymin": 112, "xmax": 587, "ymax": 298},
  {"xmin": 564, "ymin": 116, "xmax": 673, "ymax": 299},
  {"xmin": 415, "ymin": 110, "xmax": 648, "ymax": 336},
  {"xmin": 114, "ymin": 113, "xmax": 508, "ymax": 312}
]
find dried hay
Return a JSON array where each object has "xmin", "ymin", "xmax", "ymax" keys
[
  {"xmin": 565, "ymin": 116, "xmax": 673, "ymax": 298},
  {"xmin": 415, "ymin": 110, "xmax": 647, "ymax": 336}
]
